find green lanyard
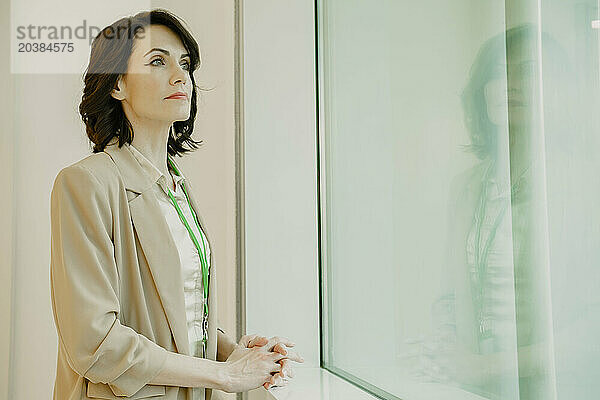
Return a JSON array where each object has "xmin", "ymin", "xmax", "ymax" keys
[
  {"xmin": 472, "ymin": 160, "xmax": 530, "ymax": 343},
  {"xmin": 166, "ymin": 156, "xmax": 210, "ymax": 357}
]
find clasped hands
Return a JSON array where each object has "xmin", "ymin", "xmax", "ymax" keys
[{"xmin": 237, "ymin": 334, "xmax": 304, "ymax": 389}]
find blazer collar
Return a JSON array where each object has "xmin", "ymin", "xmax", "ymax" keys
[
  {"xmin": 103, "ymin": 138, "xmax": 212, "ymax": 241},
  {"xmin": 103, "ymin": 137, "xmax": 212, "ymax": 356},
  {"xmin": 126, "ymin": 141, "xmax": 186, "ymax": 195},
  {"xmin": 102, "ymin": 137, "xmax": 188, "ymax": 193}
]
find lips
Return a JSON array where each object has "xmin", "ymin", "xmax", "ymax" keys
[{"xmin": 165, "ymin": 92, "xmax": 188, "ymax": 100}]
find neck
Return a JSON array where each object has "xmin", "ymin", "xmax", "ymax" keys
[
  {"xmin": 128, "ymin": 120, "xmax": 172, "ymax": 180},
  {"xmin": 491, "ymin": 125, "xmax": 531, "ymax": 177}
]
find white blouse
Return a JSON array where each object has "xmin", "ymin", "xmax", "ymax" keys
[{"xmin": 127, "ymin": 143, "xmax": 211, "ymax": 360}]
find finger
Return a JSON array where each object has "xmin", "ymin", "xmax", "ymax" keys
[
  {"xmin": 266, "ymin": 372, "xmax": 290, "ymax": 390},
  {"xmin": 238, "ymin": 334, "xmax": 258, "ymax": 347},
  {"xmin": 270, "ymin": 361, "xmax": 283, "ymax": 374},
  {"xmin": 268, "ymin": 373, "xmax": 282, "ymax": 387},
  {"xmin": 272, "ymin": 343, "xmax": 288, "ymax": 355},
  {"xmin": 273, "ymin": 349, "xmax": 304, "ymax": 363},
  {"xmin": 250, "ymin": 336, "xmax": 269, "ymax": 347},
  {"xmin": 272, "ymin": 365, "xmax": 287, "ymax": 381},
  {"xmin": 279, "ymin": 368, "xmax": 291, "ymax": 380},
  {"xmin": 264, "ymin": 379, "xmax": 274, "ymax": 390},
  {"xmin": 275, "ymin": 372, "xmax": 285, "ymax": 381},
  {"xmin": 280, "ymin": 359, "xmax": 293, "ymax": 378},
  {"xmin": 279, "ymin": 358, "xmax": 289, "ymax": 371},
  {"xmin": 274, "ymin": 374, "xmax": 290, "ymax": 387},
  {"xmin": 263, "ymin": 375, "xmax": 274, "ymax": 390},
  {"xmin": 271, "ymin": 359, "xmax": 292, "ymax": 382},
  {"xmin": 248, "ymin": 336, "xmax": 268, "ymax": 348},
  {"xmin": 264, "ymin": 371, "xmax": 276, "ymax": 390},
  {"xmin": 280, "ymin": 360, "xmax": 294, "ymax": 378},
  {"xmin": 266, "ymin": 336, "xmax": 296, "ymax": 351}
]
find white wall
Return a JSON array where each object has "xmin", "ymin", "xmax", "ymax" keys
[{"xmin": 242, "ymin": 0, "xmax": 319, "ymax": 372}]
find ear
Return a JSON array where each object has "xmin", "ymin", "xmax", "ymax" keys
[{"xmin": 111, "ymin": 75, "xmax": 126, "ymax": 101}]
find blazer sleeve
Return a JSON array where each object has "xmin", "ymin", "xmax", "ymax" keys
[{"xmin": 49, "ymin": 163, "xmax": 168, "ymax": 397}]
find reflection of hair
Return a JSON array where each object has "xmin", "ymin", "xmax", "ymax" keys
[
  {"xmin": 460, "ymin": 24, "xmax": 570, "ymax": 160},
  {"xmin": 80, "ymin": 8, "xmax": 205, "ymax": 155}
]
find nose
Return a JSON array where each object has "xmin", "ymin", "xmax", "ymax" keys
[
  {"xmin": 169, "ymin": 63, "xmax": 187, "ymax": 87},
  {"xmin": 507, "ymin": 83, "xmax": 519, "ymax": 96}
]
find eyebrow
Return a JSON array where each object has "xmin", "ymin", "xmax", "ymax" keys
[{"xmin": 144, "ymin": 47, "xmax": 190, "ymax": 59}]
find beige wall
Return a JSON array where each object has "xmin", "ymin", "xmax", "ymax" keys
[
  {"xmin": 1, "ymin": 2, "xmax": 238, "ymax": 399},
  {"xmin": 0, "ymin": 0, "xmax": 15, "ymax": 398}
]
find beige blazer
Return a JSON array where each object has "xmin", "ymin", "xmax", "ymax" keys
[{"xmin": 50, "ymin": 139, "xmax": 219, "ymax": 400}]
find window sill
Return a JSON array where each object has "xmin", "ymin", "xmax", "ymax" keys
[
  {"xmin": 259, "ymin": 366, "xmax": 379, "ymax": 400},
  {"xmin": 249, "ymin": 366, "xmax": 490, "ymax": 400}
]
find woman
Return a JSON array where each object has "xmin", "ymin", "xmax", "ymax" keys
[{"xmin": 50, "ymin": 9, "xmax": 303, "ymax": 400}]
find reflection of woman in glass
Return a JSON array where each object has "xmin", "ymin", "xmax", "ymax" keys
[
  {"xmin": 459, "ymin": 22, "xmax": 537, "ymax": 357},
  {"xmin": 428, "ymin": 25, "xmax": 555, "ymax": 400}
]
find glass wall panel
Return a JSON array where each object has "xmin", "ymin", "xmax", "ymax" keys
[{"xmin": 318, "ymin": 1, "xmax": 600, "ymax": 399}]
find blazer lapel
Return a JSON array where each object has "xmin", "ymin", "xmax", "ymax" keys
[{"xmin": 103, "ymin": 140, "xmax": 190, "ymax": 356}]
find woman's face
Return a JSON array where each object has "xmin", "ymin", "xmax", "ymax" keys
[
  {"xmin": 111, "ymin": 24, "xmax": 193, "ymax": 125},
  {"xmin": 484, "ymin": 38, "xmax": 537, "ymax": 130}
]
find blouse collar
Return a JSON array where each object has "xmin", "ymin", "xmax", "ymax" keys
[{"xmin": 125, "ymin": 142, "xmax": 186, "ymax": 195}]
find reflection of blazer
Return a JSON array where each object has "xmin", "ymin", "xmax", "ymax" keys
[{"xmin": 50, "ymin": 138, "xmax": 218, "ymax": 400}]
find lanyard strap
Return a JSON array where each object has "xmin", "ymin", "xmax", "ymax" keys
[{"xmin": 166, "ymin": 157, "xmax": 210, "ymax": 355}]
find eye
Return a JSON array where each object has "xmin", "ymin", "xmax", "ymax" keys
[
  {"xmin": 150, "ymin": 56, "xmax": 165, "ymax": 66},
  {"xmin": 150, "ymin": 56, "xmax": 190, "ymax": 71}
]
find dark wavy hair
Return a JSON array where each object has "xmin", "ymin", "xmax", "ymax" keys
[{"xmin": 79, "ymin": 8, "xmax": 206, "ymax": 155}]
